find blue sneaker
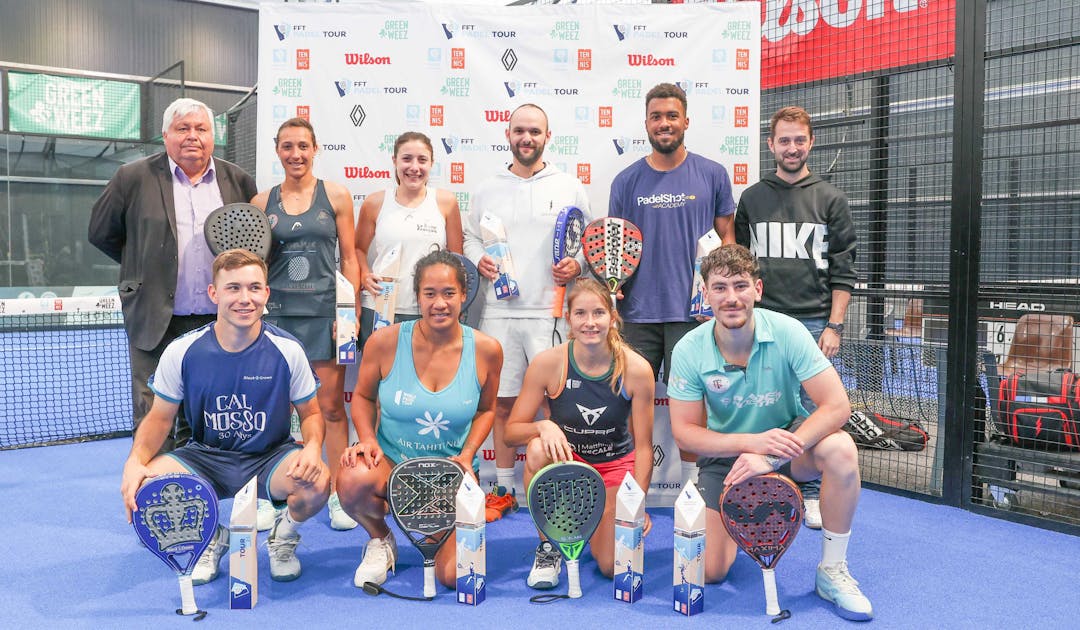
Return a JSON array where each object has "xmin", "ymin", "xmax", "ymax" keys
[{"xmin": 816, "ymin": 562, "xmax": 873, "ymax": 621}]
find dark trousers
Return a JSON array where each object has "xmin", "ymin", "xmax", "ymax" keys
[{"xmin": 128, "ymin": 313, "xmax": 216, "ymax": 454}]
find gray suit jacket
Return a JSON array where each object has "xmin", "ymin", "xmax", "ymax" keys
[{"xmin": 88, "ymin": 152, "xmax": 258, "ymax": 351}]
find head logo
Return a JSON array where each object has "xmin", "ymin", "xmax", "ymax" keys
[
  {"xmin": 577, "ymin": 49, "xmax": 592, "ymax": 71},
  {"xmin": 484, "ymin": 110, "xmax": 511, "ymax": 123},
  {"xmin": 345, "ymin": 52, "xmax": 391, "ymax": 65},
  {"xmin": 504, "ymin": 81, "xmax": 518, "ymax": 98},
  {"xmin": 733, "ymin": 164, "xmax": 748, "ymax": 186},
  {"xmin": 736, "ymin": 49, "xmax": 750, "ymax": 70},
  {"xmin": 452, "ymin": 48, "xmax": 466, "ymax": 70},
  {"xmin": 450, "ymin": 162, "xmax": 464, "ymax": 184},
  {"xmin": 501, "ymin": 49, "xmax": 518, "ymax": 72},
  {"xmin": 430, "ymin": 105, "xmax": 444, "ymax": 126},
  {"xmin": 349, "ymin": 105, "xmax": 366, "ymax": 127},
  {"xmin": 599, "ymin": 106, "xmax": 613, "ymax": 128},
  {"xmin": 577, "ymin": 164, "xmax": 591, "ymax": 185},
  {"xmin": 628, "ymin": 54, "xmax": 674, "ymax": 67},
  {"xmin": 344, "ymin": 165, "xmax": 390, "ymax": 179},
  {"xmin": 296, "ymin": 49, "xmax": 310, "ymax": 70}
]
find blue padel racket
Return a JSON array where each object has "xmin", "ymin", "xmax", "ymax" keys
[
  {"xmin": 550, "ymin": 206, "xmax": 586, "ymax": 318},
  {"xmin": 720, "ymin": 473, "xmax": 803, "ymax": 621},
  {"xmin": 132, "ymin": 473, "xmax": 220, "ymax": 620},
  {"xmin": 582, "ymin": 218, "xmax": 643, "ymax": 309},
  {"xmin": 204, "ymin": 203, "xmax": 273, "ymax": 261},
  {"xmin": 450, "ymin": 252, "xmax": 481, "ymax": 322},
  {"xmin": 527, "ymin": 461, "xmax": 606, "ymax": 602},
  {"xmin": 387, "ymin": 457, "xmax": 464, "ymax": 599}
]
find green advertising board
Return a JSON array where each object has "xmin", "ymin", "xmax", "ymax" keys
[{"xmin": 7, "ymin": 72, "xmax": 141, "ymax": 140}]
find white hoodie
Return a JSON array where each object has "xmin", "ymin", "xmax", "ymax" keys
[{"xmin": 464, "ymin": 163, "xmax": 592, "ymax": 318}]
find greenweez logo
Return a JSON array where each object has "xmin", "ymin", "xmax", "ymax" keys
[
  {"xmin": 441, "ymin": 77, "xmax": 470, "ymax": 97},
  {"xmin": 380, "ymin": 19, "xmax": 408, "ymax": 40},
  {"xmin": 377, "ymin": 134, "xmax": 398, "ymax": 155},
  {"xmin": 551, "ymin": 20, "xmax": 580, "ymax": 40},
  {"xmin": 717, "ymin": 136, "xmax": 750, "ymax": 156},
  {"xmin": 611, "ymin": 78, "xmax": 642, "ymax": 99},
  {"xmin": 272, "ymin": 78, "xmax": 302, "ymax": 98},
  {"xmin": 722, "ymin": 20, "xmax": 754, "ymax": 41},
  {"xmin": 455, "ymin": 192, "xmax": 470, "ymax": 213},
  {"xmin": 548, "ymin": 135, "xmax": 579, "ymax": 156}
]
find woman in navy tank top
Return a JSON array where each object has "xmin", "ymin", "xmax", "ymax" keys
[
  {"xmin": 504, "ymin": 278, "xmax": 655, "ymax": 587},
  {"xmin": 336, "ymin": 250, "xmax": 503, "ymax": 591}
]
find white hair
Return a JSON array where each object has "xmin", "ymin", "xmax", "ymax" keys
[{"xmin": 161, "ymin": 98, "xmax": 215, "ymax": 136}]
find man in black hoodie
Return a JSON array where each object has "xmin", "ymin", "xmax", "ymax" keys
[{"xmin": 734, "ymin": 106, "xmax": 857, "ymax": 529}]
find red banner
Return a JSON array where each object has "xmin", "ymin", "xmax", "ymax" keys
[{"xmin": 757, "ymin": 0, "xmax": 956, "ymax": 89}]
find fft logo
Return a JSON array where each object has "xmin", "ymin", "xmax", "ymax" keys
[
  {"xmin": 577, "ymin": 49, "xmax": 592, "ymax": 71},
  {"xmin": 612, "ymin": 137, "xmax": 648, "ymax": 156},
  {"xmin": 273, "ymin": 23, "xmax": 344, "ymax": 41},
  {"xmin": 430, "ymin": 105, "xmax": 445, "ymax": 127},
  {"xmin": 450, "ymin": 163, "xmax": 465, "ymax": 184},
  {"xmin": 333, "ymin": 80, "xmax": 378, "ymax": 97}
]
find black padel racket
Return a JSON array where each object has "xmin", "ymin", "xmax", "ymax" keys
[
  {"xmin": 551, "ymin": 206, "xmax": 585, "ymax": 318},
  {"xmin": 720, "ymin": 473, "xmax": 803, "ymax": 621},
  {"xmin": 204, "ymin": 203, "xmax": 272, "ymax": 261},
  {"xmin": 132, "ymin": 473, "xmax": 220, "ymax": 620},
  {"xmin": 451, "ymin": 252, "xmax": 481, "ymax": 322},
  {"xmin": 581, "ymin": 218, "xmax": 643, "ymax": 309},
  {"xmin": 387, "ymin": 457, "xmax": 464, "ymax": 598},
  {"xmin": 527, "ymin": 461, "xmax": 606, "ymax": 602}
]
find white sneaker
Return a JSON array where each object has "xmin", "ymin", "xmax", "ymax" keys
[
  {"xmin": 268, "ymin": 513, "xmax": 302, "ymax": 582},
  {"xmin": 816, "ymin": 561, "xmax": 874, "ymax": 620},
  {"xmin": 353, "ymin": 531, "xmax": 398, "ymax": 587},
  {"xmin": 256, "ymin": 499, "xmax": 278, "ymax": 532},
  {"xmin": 191, "ymin": 525, "xmax": 229, "ymax": 585},
  {"xmin": 804, "ymin": 499, "xmax": 823, "ymax": 529},
  {"xmin": 328, "ymin": 492, "xmax": 358, "ymax": 531},
  {"xmin": 526, "ymin": 541, "xmax": 563, "ymax": 590}
]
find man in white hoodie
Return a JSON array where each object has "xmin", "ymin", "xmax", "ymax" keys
[{"xmin": 464, "ymin": 104, "xmax": 590, "ymax": 543}]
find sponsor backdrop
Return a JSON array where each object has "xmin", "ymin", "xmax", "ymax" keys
[{"xmin": 259, "ymin": 1, "xmax": 760, "ymax": 507}]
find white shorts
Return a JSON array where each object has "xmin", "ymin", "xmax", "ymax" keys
[{"xmin": 480, "ymin": 317, "xmax": 566, "ymax": 397}]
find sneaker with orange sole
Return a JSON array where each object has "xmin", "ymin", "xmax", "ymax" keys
[{"xmin": 485, "ymin": 485, "xmax": 519, "ymax": 522}]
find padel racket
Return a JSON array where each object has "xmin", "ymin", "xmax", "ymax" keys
[
  {"xmin": 550, "ymin": 206, "xmax": 585, "ymax": 318},
  {"xmin": 720, "ymin": 473, "xmax": 803, "ymax": 621},
  {"xmin": 387, "ymin": 457, "xmax": 464, "ymax": 598},
  {"xmin": 527, "ymin": 461, "xmax": 606, "ymax": 602},
  {"xmin": 582, "ymin": 218, "xmax": 643, "ymax": 308},
  {"xmin": 132, "ymin": 473, "xmax": 220, "ymax": 620},
  {"xmin": 204, "ymin": 203, "xmax": 272, "ymax": 261},
  {"xmin": 450, "ymin": 252, "xmax": 480, "ymax": 320}
]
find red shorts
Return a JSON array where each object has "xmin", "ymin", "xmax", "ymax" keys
[{"xmin": 572, "ymin": 451, "xmax": 635, "ymax": 488}]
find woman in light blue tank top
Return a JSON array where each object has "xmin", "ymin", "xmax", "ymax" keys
[{"xmin": 335, "ymin": 250, "xmax": 503, "ymax": 592}]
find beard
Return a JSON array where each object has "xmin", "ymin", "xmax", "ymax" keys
[
  {"xmin": 775, "ymin": 153, "xmax": 807, "ymax": 175},
  {"xmin": 648, "ymin": 132, "xmax": 684, "ymax": 155},
  {"xmin": 511, "ymin": 141, "xmax": 545, "ymax": 168}
]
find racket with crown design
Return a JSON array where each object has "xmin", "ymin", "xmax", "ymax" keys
[
  {"xmin": 132, "ymin": 473, "xmax": 220, "ymax": 620},
  {"xmin": 581, "ymin": 218, "xmax": 643, "ymax": 309},
  {"xmin": 720, "ymin": 473, "xmax": 803, "ymax": 621},
  {"xmin": 551, "ymin": 206, "xmax": 586, "ymax": 318}
]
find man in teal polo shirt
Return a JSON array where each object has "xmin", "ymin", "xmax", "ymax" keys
[{"xmin": 667, "ymin": 244, "xmax": 872, "ymax": 621}]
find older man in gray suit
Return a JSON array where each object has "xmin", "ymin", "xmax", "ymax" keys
[{"xmin": 89, "ymin": 97, "xmax": 258, "ymax": 452}]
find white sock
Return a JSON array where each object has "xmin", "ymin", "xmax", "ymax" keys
[
  {"xmin": 496, "ymin": 467, "xmax": 516, "ymax": 494},
  {"xmin": 274, "ymin": 506, "xmax": 301, "ymax": 539},
  {"xmin": 821, "ymin": 527, "xmax": 851, "ymax": 567},
  {"xmin": 681, "ymin": 461, "xmax": 699, "ymax": 485}
]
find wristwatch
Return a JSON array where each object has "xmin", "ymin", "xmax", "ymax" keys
[{"xmin": 825, "ymin": 322, "xmax": 844, "ymax": 334}]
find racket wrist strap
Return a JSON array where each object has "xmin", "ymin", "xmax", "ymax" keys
[{"xmin": 763, "ymin": 454, "xmax": 785, "ymax": 471}]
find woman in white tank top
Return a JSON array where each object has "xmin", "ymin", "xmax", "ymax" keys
[{"xmin": 355, "ymin": 132, "xmax": 464, "ymax": 341}]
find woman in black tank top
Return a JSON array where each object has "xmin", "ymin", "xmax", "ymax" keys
[{"xmin": 504, "ymin": 278, "xmax": 656, "ymax": 583}]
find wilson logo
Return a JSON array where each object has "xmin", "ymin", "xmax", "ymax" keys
[
  {"xmin": 484, "ymin": 110, "xmax": 511, "ymax": 123},
  {"xmin": 343, "ymin": 166, "xmax": 390, "ymax": 179},
  {"xmin": 627, "ymin": 54, "xmax": 674, "ymax": 67},
  {"xmin": 763, "ymin": 0, "xmax": 921, "ymax": 43},
  {"xmin": 345, "ymin": 53, "xmax": 391, "ymax": 65}
]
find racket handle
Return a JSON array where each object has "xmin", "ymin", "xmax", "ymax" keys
[
  {"xmin": 762, "ymin": 567, "xmax": 780, "ymax": 616},
  {"xmin": 551, "ymin": 284, "xmax": 567, "ymax": 318},
  {"xmin": 178, "ymin": 574, "xmax": 197, "ymax": 616},
  {"xmin": 424, "ymin": 564, "xmax": 436, "ymax": 599},
  {"xmin": 567, "ymin": 559, "xmax": 582, "ymax": 599}
]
